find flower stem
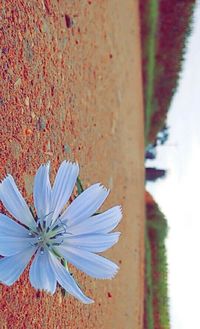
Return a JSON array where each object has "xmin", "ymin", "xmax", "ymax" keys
[{"xmin": 76, "ymin": 176, "xmax": 84, "ymax": 195}]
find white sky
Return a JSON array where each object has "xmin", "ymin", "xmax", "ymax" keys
[{"xmin": 146, "ymin": 2, "xmax": 200, "ymax": 328}]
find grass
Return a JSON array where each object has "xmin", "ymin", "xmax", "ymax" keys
[
  {"xmin": 141, "ymin": 2, "xmax": 170, "ymax": 327},
  {"xmin": 144, "ymin": 227, "xmax": 154, "ymax": 329},
  {"xmin": 140, "ymin": 2, "xmax": 196, "ymax": 328},
  {"xmin": 141, "ymin": 3, "xmax": 170, "ymax": 324},
  {"xmin": 140, "ymin": 0, "xmax": 196, "ymax": 144},
  {"xmin": 145, "ymin": 200, "xmax": 170, "ymax": 329},
  {"xmin": 155, "ymin": 242, "xmax": 170, "ymax": 328},
  {"xmin": 147, "ymin": 202, "xmax": 170, "ymax": 329},
  {"xmin": 141, "ymin": 0, "xmax": 159, "ymax": 141}
]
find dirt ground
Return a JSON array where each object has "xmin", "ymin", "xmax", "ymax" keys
[{"xmin": 0, "ymin": 1, "xmax": 144, "ymax": 328}]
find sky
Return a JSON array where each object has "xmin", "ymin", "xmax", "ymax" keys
[{"xmin": 146, "ymin": 1, "xmax": 200, "ymax": 328}]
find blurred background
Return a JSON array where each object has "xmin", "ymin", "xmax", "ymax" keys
[{"xmin": 141, "ymin": 1, "xmax": 200, "ymax": 328}]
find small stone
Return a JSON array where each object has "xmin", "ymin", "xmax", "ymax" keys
[
  {"xmin": 46, "ymin": 140, "xmax": 51, "ymax": 151},
  {"xmin": 14, "ymin": 78, "xmax": 22, "ymax": 88},
  {"xmin": 64, "ymin": 14, "xmax": 73, "ymax": 28},
  {"xmin": 63, "ymin": 144, "xmax": 71, "ymax": 154},
  {"xmin": 25, "ymin": 96, "xmax": 29, "ymax": 107},
  {"xmin": 41, "ymin": 20, "xmax": 49, "ymax": 33},
  {"xmin": 18, "ymin": 31, "xmax": 23, "ymax": 42},
  {"xmin": 31, "ymin": 111, "xmax": 36, "ymax": 119},
  {"xmin": 36, "ymin": 117, "xmax": 46, "ymax": 131},
  {"xmin": 58, "ymin": 37, "xmax": 67, "ymax": 50},
  {"xmin": 2, "ymin": 47, "xmax": 8, "ymax": 55},
  {"xmin": 0, "ymin": 97, "xmax": 4, "ymax": 106},
  {"xmin": 58, "ymin": 293, "xmax": 62, "ymax": 305},
  {"xmin": 24, "ymin": 174, "xmax": 34, "ymax": 196},
  {"xmin": 23, "ymin": 39, "xmax": 34, "ymax": 61},
  {"xmin": 42, "ymin": 0, "xmax": 51, "ymax": 14},
  {"xmin": 10, "ymin": 141, "xmax": 22, "ymax": 160},
  {"xmin": 24, "ymin": 128, "xmax": 33, "ymax": 136}
]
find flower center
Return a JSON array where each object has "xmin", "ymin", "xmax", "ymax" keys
[
  {"xmin": 37, "ymin": 231, "xmax": 49, "ymax": 245},
  {"xmin": 29, "ymin": 215, "xmax": 68, "ymax": 253},
  {"xmin": 27, "ymin": 215, "xmax": 70, "ymax": 270}
]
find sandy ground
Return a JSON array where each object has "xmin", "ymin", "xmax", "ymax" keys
[{"xmin": 0, "ymin": 1, "xmax": 144, "ymax": 328}]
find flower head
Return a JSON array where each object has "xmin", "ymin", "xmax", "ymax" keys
[{"xmin": 0, "ymin": 161, "xmax": 122, "ymax": 303}]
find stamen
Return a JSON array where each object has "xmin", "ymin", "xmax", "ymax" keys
[
  {"xmin": 52, "ymin": 239, "xmax": 64, "ymax": 246},
  {"xmin": 57, "ymin": 217, "xmax": 68, "ymax": 233}
]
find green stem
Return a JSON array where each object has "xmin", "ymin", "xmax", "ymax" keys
[{"xmin": 76, "ymin": 176, "xmax": 84, "ymax": 195}]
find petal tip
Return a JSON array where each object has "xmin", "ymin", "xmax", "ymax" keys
[
  {"xmin": 82, "ymin": 295, "xmax": 94, "ymax": 304},
  {"xmin": 110, "ymin": 265, "xmax": 119, "ymax": 279},
  {"xmin": 115, "ymin": 205, "xmax": 123, "ymax": 220}
]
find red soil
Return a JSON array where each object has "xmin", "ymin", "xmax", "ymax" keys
[{"xmin": 0, "ymin": 1, "xmax": 144, "ymax": 328}]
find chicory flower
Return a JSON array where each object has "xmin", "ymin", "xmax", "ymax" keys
[{"xmin": 0, "ymin": 161, "xmax": 122, "ymax": 303}]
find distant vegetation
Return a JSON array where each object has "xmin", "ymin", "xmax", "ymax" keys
[
  {"xmin": 140, "ymin": 1, "xmax": 197, "ymax": 328},
  {"xmin": 144, "ymin": 194, "xmax": 170, "ymax": 329},
  {"xmin": 140, "ymin": 0, "xmax": 159, "ymax": 142},
  {"xmin": 140, "ymin": 0, "xmax": 196, "ymax": 143},
  {"xmin": 145, "ymin": 167, "xmax": 167, "ymax": 182}
]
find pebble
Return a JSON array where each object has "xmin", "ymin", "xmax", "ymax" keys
[
  {"xmin": 24, "ymin": 128, "xmax": 33, "ymax": 136},
  {"xmin": 64, "ymin": 144, "xmax": 71, "ymax": 154},
  {"xmin": 25, "ymin": 96, "xmax": 29, "ymax": 107},
  {"xmin": 10, "ymin": 141, "xmax": 22, "ymax": 160},
  {"xmin": 2, "ymin": 47, "xmax": 9, "ymax": 55},
  {"xmin": 64, "ymin": 14, "xmax": 73, "ymax": 28},
  {"xmin": 36, "ymin": 117, "xmax": 46, "ymax": 131},
  {"xmin": 31, "ymin": 111, "xmax": 36, "ymax": 119},
  {"xmin": 14, "ymin": 78, "xmax": 22, "ymax": 88},
  {"xmin": 47, "ymin": 140, "xmax": 51, "ymax": 151},
  {"xmin": 0, "ymin": 97, "xmax": 4, "ymax": 106}
]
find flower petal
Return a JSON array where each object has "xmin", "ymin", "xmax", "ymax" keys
[
  {"xmin": 60, "ymin": 183, "xmax": 109, "ymax": 226},
  {"xmin": 33, "ymin": 162, "xmax": 52, "ymax": 221},
  {"xmin": 0, "ymin": 236, "xmax": 37, "ymax": 257},
  {"xmin": 57, "ymin": 245, "xmax": 119, "ymax": 279},
  {"xmin": 62, "ymin": 232, "xmax": 121, "ymax": 253},
  {"xmin": 29, "ymin": 249, "xmax": 57, "ymax": 294},
  {"xmin": 0, "ymin": 246, "xmax": 37, "ymax": 286},
  {"xmin": 0, "ymin": 214, "xmax": 30, "ymax": 237},
  {"xmin": 68, "ymin": 206, "xmax": 122, "ymax": 235},
  {"xmin": 49, "ymin": 252, "xmax": 93, "ymax": 304},
  {"xmin": 0, "ymin": 214, "xmax": 36, "ymax": 256},
  {"xmin": 0, "ymin": 175, "xmax": 36, "ymax": 230},
  {"xmin": 51, "ymin": 161, "xmax": 79, "ymax": 223}
]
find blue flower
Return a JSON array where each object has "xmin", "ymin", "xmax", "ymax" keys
[{"xmin": 0, "ymin": 161, "xmax": 122, "ymax": 303}]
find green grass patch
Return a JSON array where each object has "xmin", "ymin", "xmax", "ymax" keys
[
  {"xmin": 140, "ymin": 0, "xmax": 159, "ymax": 141},
  {"xmin": 140, "ymin": 0, "xmax": 196, "ymax": 144},
  {"xmin": 140, "ymin": 2, "xmax": 196, "ymax": 327},
  {"xmin": 144, "ymin": 199, "xmax": 170, "ymax": 329},
  {"xmin": 144, "ymin": 227, "xmax": 154, "ymax": 329}
]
